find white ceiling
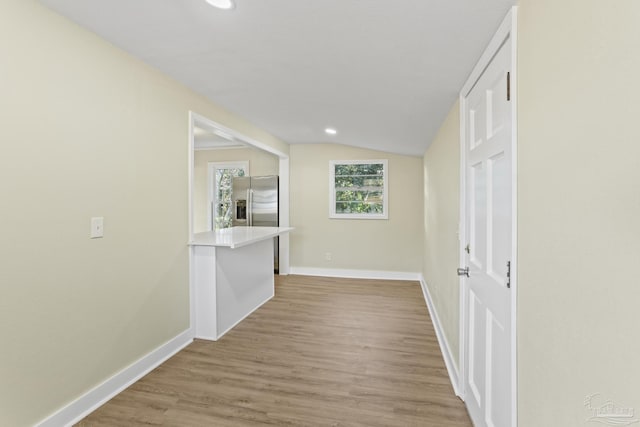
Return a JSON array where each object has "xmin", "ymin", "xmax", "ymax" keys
[{"xmin": 39, "ymin": 0, "xmax": 516, "ymax": 156}]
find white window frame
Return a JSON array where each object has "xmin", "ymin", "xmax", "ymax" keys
[
  {"xmin": 207, "ymin": 161, "xmax": 249, "ymax": 230},
  {"xmin": 329, "ymin": 159, "xmax": 388, "ymax": 220}
]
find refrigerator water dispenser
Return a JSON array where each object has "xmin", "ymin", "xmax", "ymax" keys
[{"xmin": 235, "ymin": 199, "xmax": 247, "ymax": 223}]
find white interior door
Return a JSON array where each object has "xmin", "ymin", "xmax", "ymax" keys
[{"xmin": 461, "ymin": 22, "xmax": 515, "ymax": 427}]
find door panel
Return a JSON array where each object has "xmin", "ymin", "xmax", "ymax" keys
[
  {"xmin": 468, "ymin": 290, "xmax": 485, "ymax": 405},
  {"xmin": 470, "ymin": 161, "xmax": 486, "ymax": 270},
  {"xmin": 487, "ymin": 69, "xmax": 508, "ymax": 139},
  {"xmin": 487, "ymin": 311, "xmax": 510, "ymax": 427},
  {"xmin": 488, "ymin": 153, "xmax": 510, "ymax": 283},
  {"xmin": 470, "ymin": 96, "xmax": 486, "ymax": 149}
]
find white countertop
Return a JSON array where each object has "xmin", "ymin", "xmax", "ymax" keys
[{"xmin": 190, "ymin": 226, "xmax": 294, "ymax": 249}]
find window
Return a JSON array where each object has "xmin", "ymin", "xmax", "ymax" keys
[
  {"xmin": 329, "ymin": 159, "xmax": 388, "ymax": 219},
  {"xmin": 208, "ymin": 162, "xmax": 249, "ymax": 230}
]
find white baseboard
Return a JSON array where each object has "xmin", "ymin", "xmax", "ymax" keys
[
  {"xmin": 418, "ymin": 275, "xmax": 461, "ymax": 397},
  {"xmin": 289, "ymin": 267, "xmax": 421, "ymax": 281},
  {"xmin": 36, "ymin": 329, "xmax": 194, "ymax": 427}
]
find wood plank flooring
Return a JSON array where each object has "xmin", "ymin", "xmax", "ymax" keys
[{"xmin": 76, "ymin": 275, "xmax": 471, "ymax": 426}]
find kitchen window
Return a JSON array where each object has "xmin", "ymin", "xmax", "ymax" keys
[
  {"xmin": 208, "ymin": 161, "xmax": 249, "ymax": 230},
  {"xmin": 329, "ymin": 159, "xmax": 388, "ymax": 219}
]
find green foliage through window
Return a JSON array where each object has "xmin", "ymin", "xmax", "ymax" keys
[
  {"xmin": 330, "ymin": 160, "xmax": 387, "ymax": 217},
  {"xmin": 214, "ymin": 168, "xmax": 245, "ymax": 229}
]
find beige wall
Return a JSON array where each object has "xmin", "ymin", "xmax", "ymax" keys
[
  {"xmin": 422, "ymin": 102, "xmax": 460, "ymax": 369},
  {"xmin": 193, "ymin": 148, "xmax": 279, "ymax": 233},
  {"xmin": 422, "ymin": 2, "xmax": 640, "ymax": 423},
  {"xmin": 517, "ymin": 0, "xmax": 640, "ymax": 425},
  {"xmin": 290, "ymin": 144, "xmax": 423, "ymax": 273},
  {"xmin": 0, "ymin": 1, "xmax": 287, "ymax": 425}
]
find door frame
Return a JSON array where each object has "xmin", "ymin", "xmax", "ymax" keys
[{"xmin": 458, "ymin": 7, "xmax": 518, "ymax": 426}]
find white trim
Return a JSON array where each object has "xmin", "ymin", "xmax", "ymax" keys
[
  {"xmin": 36, "ymin": 330, "xmax": 193, "ymax": 427},
  {"xmin": 458, "ymin": 6, "xmax": 518, "ymax": 426},
  {"xmin": 188, "ymin": 112, "xmax": 196, "ymax": 245},
  {"xmin": 278, "ymin": 157, "xmax": 291, "ymax": 275},
  {"xmin": 418, "ymin": 275, "xmax": 461, "ymax": 397},
  {"xmin": 508, "ymin": 9, "xmax": 519, "ymax": 427},
  {"xmin": 289, "ymin": 267, "xmax": 420, "ymax": 281},
  {"xmin": 328, "ymin": 159, "xmax": 389, "ymax": 220},
  {"xmin": 188, "ymin": 113, "xmax": 197, "ymax": 336},
  {"xmin": 190, "ymin": 112, "xmax": 288, "ymax": 160},
  {"xmin": 194, "ymin": 141, "xmax": 247, "ymax": 150},
  {"xmin": 458, "ymin": 80, "xmax": 468, "ymax": 404}
]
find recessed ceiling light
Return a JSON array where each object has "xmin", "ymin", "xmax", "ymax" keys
[
  {"xmin": 205, "ymin": 0, "xmax": 235, "ymax": 10},
  {"xmin": 325, "ymin": 128, "xmax": 337, "ymax": 135}
]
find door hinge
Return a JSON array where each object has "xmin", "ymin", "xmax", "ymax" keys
[
  {"xmin": 506, "ymin": 261, "xmax": 511, "ymax": 288},
  {"xmin": 507, "ymin": 72, "xmax": 511, "ymax": 101},
  {"xmin": 464, "ymin": 243, "xmax": 470, "ymax": 254}
]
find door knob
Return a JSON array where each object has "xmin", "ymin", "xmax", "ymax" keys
[{"xmin": 457, "ymin": 267, "xmax": 470, "ymax": 277}]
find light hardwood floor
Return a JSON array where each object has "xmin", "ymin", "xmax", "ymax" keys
[{"xmin": 77, "ymin": 275, "xmax": 471, "ymax": 426}]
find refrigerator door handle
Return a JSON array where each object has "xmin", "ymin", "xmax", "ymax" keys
[{"xmin": 247, "ymin": 189, "xmax": 253, "ymax": 227}]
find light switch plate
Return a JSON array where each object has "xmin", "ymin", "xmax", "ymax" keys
[{"xmin": 90, "ymin": 217, "xmax": 104, "ymax": 238}]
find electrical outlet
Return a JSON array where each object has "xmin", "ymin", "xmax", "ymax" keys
[
  {"xmin": 90, "ymin": 217, "xmax": 104, "ymax": 239},
  {"xmin": 324, "ymin": 252, "xmax": 332, "ymax": 261}
]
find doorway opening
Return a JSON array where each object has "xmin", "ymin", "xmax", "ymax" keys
[{"xmin": 188, "ymin": 111, "xmax": 291, "ymax": 333}]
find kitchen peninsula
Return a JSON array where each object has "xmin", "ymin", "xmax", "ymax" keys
[{"xmin": 190, "ymin": 226, "xmax": 293, "ymax": 340}]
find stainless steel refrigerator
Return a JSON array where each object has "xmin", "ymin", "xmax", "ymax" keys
[{"xmin": 232, "ymin": 175, "xmax": 279, "ymax": 272}]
